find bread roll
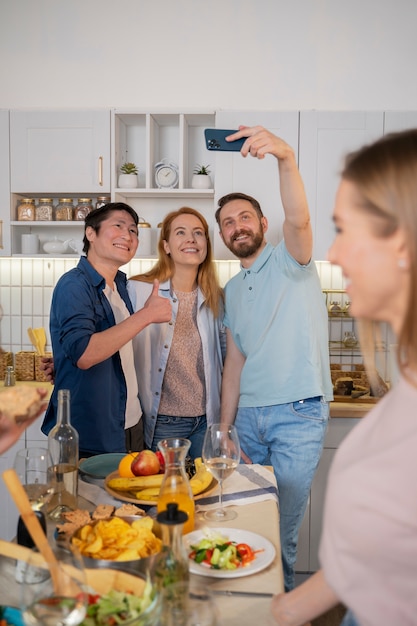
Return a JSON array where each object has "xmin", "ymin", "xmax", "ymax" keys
[{"xmin": 0, "ymin": 386, "xmax": 44, "ymax": 423}]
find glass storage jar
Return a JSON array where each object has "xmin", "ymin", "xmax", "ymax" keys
[
  {"xmin": 95, "ymin": 196, "xmax": 111, "ymax": 210},
  {"xmin": 74, "ymin": 198, "xmax": 93, "ymax": 221},
  {"xmin": 55, "ymin": 198, "xmax": 74, "ymax": 221},
  {"xmin": 17, "ymin": 198, "xmax": 35, "ymax": 221},
  {"xmin": 35, "ymin": 198, "xmax": 54, "ymax": 221}
]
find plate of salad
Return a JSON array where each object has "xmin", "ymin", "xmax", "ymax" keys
[{"xmin": 184, "ymin": 528, "xmax": 276, "ymax": 578}]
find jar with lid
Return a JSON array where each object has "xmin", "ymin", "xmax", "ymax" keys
[
  {"xmin": 55, "ymin": 198, "xmax": 74, "ymax": 221},
  {"xmin": 35, "ymin": 198, "xmax": 54, "ymax": 221},
  {"xmin": 95, "ymin": 196, "xmax": 111, "ymax": 210},
  {"xmin": 74, "ymin": 198, "xmax": 93, "ymax": 221},
  {"xmin": 343, "ymin": 331, "xmax": 358, "ymax": 348},
  {"xmin": 328, "ymin": 301, "xmax": 343, "ymax": 316},
  {"xmin": 135, "ymin": 218, "xmax": 152, "ymax": 256},
  {"xmin": 17, "ymin": 198, "xmax": 35, "ymax": 221}
]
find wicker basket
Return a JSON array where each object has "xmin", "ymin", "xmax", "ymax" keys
[
  {"xmin": 35, "ymin": 352, "xmax": 52, "ymax": 382},
  {"xmin": 0, "ymin": 351, "xmax": 13, "ymax": 380},
  {"xmin": 15, "ymin": 351, "xmax": 35, "ymax": 381}
]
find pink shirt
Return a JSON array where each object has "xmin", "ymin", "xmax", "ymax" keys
[{"xmin": 320, "ymin": 377, "xmax": 417, "ymax": 626}]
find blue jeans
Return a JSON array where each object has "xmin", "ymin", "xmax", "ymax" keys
[
  {"xmin": 150, "ymin": 414, "xmax": 207, "ymax": 459},
  {"xmin": 235, "ymin": 397, "xmax": 329, "ymax": 591}
]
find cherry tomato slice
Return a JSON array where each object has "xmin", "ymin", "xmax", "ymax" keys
[{"xmin": 236, "ymin": 543, "xmax": 255, "ymax": 564}]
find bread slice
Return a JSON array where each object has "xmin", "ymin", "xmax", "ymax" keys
[
  {"xmin": 92, "ymin": 504, "xmax": 115, "ymax": 520},
  {"xmin": 114, "ymin": 503, "xmax": 145, "ymax": 517},
  {"xmin": 0, "ymin": 386, "xmax": 44, "ymax": 423}
]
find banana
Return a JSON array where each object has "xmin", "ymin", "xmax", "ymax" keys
[
  {"xmin": 133, "ymin": 487, "xmax": 160, "ymax": 499},
  {"xmin": 108, "ymin": 458, "xmax": 212, "ymax": 499},
  {"xmin": 190, "ymin": 457, "xmax": 213, "ymax": 495},
  {"xmin": 107, "ymin": 473, "xmax": 164, "ymax": 492}
]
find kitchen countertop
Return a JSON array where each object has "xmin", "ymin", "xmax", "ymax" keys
[
  {"xmin": 0, "ymin": 379, "xmax": 53, "ymax": 398},
  {"xmin": 330, "ymin": 400, "xmax": 374, "ymax": 418},
  {"xmin": 2, "ymin": 381, "xmax": 374, "ymax": 419}
]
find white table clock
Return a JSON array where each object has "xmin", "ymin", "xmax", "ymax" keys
[{"xmin": 154, "ymin": 159, "xmax": 179, "ymax": 189}]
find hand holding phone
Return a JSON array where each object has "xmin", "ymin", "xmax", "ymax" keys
[{"xmin": 205, "ymin": 129, "xmax": 246, "ymax": 152}]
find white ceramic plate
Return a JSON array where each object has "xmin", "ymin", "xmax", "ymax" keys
[{"xmin": 184, "ymin": 528, "xmax": 276, "ymax": 578}]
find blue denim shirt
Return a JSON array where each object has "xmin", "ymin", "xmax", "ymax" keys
[{"xmin": 41, "ymin": 256, "xmax": 135, "ymax": 456}]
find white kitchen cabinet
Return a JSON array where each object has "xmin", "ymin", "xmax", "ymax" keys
[
  {"xmin": 384, "ymin": 110, "xmax": 417, "ymax": 133},
  {"xmin": 295, "ymin": 417, "xmax": 360, "ymax": 573},
  {"xmin": 112, "ymin": 111, "xmax": 217, "ymax": 255},
  {"xmin": 213, "ymin": 111, "xmax": 299, "ymax": 259},
  {"xmin": 9, "ymin": 110, "xmax": 110, "ymax": 256},
  {"xmin": 299, "ymin": 111, "xmax": 384, "ymax": 260},
  {"xmin": 0, "ymin": 110, "xmax": 11, "ymax": 257},
  {"xmin": 10, "ymin": 110, "xmax": 110, "ymax": 193}
]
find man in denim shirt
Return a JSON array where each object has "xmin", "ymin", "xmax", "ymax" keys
[{"xmin": 42, "ymin": 203, "xmax": 171, "ymax": 457}]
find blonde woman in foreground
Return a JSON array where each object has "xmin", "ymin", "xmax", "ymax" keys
[{"xmin": 271, "ymin": 129, "xmax": 417, "ymax": 625}]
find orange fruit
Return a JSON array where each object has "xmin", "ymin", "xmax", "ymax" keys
[{"xmin": 118, "ymin": 452, "xmax": 139, "ymax": 478}]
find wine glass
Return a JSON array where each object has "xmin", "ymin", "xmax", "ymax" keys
[
  {"xmin": 13, "ymin": 447, "xmax": 56, "ymax": 512},
  {"xmin": 20, "ymin": 544, "xmax": 88, "ymax": 626},
  {"xmin": 202, "ymin": 423, "xmax": 240, "ymax": 522}
]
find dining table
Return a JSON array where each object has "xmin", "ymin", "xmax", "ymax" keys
[{"xmin": 0, "ymin": 463, "xmax": 283, "ymax": 626}]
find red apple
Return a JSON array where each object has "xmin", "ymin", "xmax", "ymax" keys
[
  {"xmin": 155, "ymin": 450, "xmax": 165, "ymax": 473},
  {"xmin": 130, "ymin": 450, "xmax": 160, "ymax": 476}
]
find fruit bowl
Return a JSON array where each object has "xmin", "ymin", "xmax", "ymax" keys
[{"xmin": 104, "ymin": 457, "xmax": 217, "ymax": 506}]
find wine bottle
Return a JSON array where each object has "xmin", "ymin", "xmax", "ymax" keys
[{"xmin": 47, "ymin": 389, "xmax": 79, "ymax": 519}]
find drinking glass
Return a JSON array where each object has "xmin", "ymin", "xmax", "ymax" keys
[
  {"xmin": 13, "ymin": 447, "xmax": 56, "ymax": 512},
  {"xmin": 202, "ymin": 423, "xmax": 240, "ymax": 522},
  {"xmin": 161, "ymin": 581, "xmax": 218, "ymax": 626},
  {"xmin": 20, "ymin": 544, "xmax": 88, "ymax": 626}
]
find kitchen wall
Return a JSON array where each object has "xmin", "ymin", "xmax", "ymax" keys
[
  {"xmin": 1, "ymin": 0, "xmax": 417, "ymax": 110},
  {"xmin": 0, "ymin": 0, "xmax": 407, "ymax": 380},
  {"xmin": 0, "ymin": 257, "xmax": 341, "ymax": 350}
]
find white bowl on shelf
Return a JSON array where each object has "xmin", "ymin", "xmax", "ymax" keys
[{"xmin": 43, "ymin": 238, "xmax": 68, "ymax": 254}]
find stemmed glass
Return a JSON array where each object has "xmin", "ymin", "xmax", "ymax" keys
[
  {"xmin": 13, "ymin": 447, "xmax": 56, "ymax": 513},
  {"xmin": 202, "ymin": 423, "xmax": 240, "ymax": 522},
  {"xmin": 20, "ymin": 544, "xmax": 88, "ymax": 626}
]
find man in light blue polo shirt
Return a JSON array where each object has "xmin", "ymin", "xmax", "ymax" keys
[{"xmin": 215, "ymin": 126, "xmax": 333, "ymax": 591}]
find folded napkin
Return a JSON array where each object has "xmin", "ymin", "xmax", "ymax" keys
[
  {"xmin": 195, "ymin": 464, "xmax": 278, "ymax": 513},
  {"xmin": 78, "ymin": 477, "xmax": 124, "ymax": 508}
]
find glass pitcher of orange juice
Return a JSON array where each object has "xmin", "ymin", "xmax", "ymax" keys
[{"xmin": 157, "ymin": 438, "xmax": 195, "ymax": 534}]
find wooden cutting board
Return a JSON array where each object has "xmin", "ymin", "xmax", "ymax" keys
[{"xmin": 333, "ymin": 394, "xmax": 378, "ymax": 404}]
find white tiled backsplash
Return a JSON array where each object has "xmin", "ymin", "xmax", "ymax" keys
[{"xmin": 0, "ymin": 257, "xmax": 341, "ymax": 353}]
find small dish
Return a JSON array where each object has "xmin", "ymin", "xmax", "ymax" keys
[{"xmin": 79, "ymin": 453, "xmax": 126, "ymax": 479}]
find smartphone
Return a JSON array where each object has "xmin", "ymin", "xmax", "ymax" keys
[{"xmin": 204, "ymin": 128, "xmax": 246, "ymax": 152}]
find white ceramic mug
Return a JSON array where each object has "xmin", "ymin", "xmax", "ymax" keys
[{"xmin": 21, "ymin": 234, "xmax": 39, "ymax": 255}]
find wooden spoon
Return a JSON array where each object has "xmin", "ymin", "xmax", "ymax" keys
[
  {"xmin": 27, "ymin": 327, "xmax": 39, "ymax": 354},
  {"xmin": 2, "ymin": 468, "xmax": 61, "ymax": 592},
  {"xmin": 34, "ymin": 327, "xmax": 47, "ymax": 356}
]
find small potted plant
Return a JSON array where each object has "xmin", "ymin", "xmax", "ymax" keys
[
  {"xmin": 118, "ymin": 162, "xmax": 138, "ymax": 188},
  {"xmin": 191, "ymin": 164, "xmax": 212, "ymax": 189}
]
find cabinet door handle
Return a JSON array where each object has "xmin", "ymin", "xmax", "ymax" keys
[
  {"xmin": 98, "ymin": 156, "xmax": 103, "ymax": 186},
  {"xmin": 0, "ymin": 220, "xmax": 3, "ymax": 250}
]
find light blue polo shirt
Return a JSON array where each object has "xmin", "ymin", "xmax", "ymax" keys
[{"xmin": 224, "ymin": 241, "xmax": 333, "ymax": 407}]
